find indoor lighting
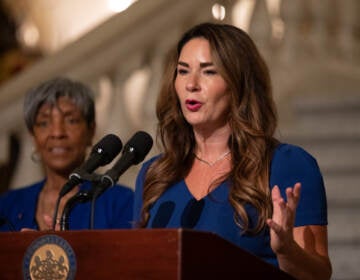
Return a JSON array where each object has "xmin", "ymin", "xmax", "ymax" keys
[
  {"xmin": 18, "ymin": 20, "xmax": 40, "ymax": 49},
  {"xmin": 107, "ymin": 0, "xmax": 137, "ymax": 13},
  {"xmin": 212, "ymin": 3, "xmax": 226, "ymax": 21}
]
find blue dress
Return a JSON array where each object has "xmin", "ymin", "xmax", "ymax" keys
[
  {"xmin": 133, "ymin": 144, "xmax": 328, "ymax": 267},
  {"xmin": 0, "ymin": 180, "xmax": 134, "ymax": 231}
]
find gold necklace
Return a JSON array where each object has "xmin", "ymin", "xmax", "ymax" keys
[{"xmin": 194, "ymin": 151, "xmax": 231, "ymax": 166}]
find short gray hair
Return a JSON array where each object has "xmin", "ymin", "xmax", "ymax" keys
[{"xmin": 23, "ymin": 77, "xmax": 96, "ymax": 132}]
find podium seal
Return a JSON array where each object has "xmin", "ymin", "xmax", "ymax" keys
[{"xmin": 22, "ymin": 234, "xmax": 76, "ymax": 280}]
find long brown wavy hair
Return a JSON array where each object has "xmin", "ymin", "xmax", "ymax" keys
[{"xmin": 140, "ymin": 22, "xmax": 279, "ymax": 233}]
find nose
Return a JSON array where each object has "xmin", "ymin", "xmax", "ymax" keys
[
  {"xmin": 185, "ymin": 73, "xmax": 201, "ymax": 92},
  {"xmin": 49, "ymin": 119, "xmax": 66, "ymax": 138}
]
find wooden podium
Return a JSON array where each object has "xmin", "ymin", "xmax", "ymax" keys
[{"xmin": 0, "ymin": 229, "xmax": 294, "ymax": 279}]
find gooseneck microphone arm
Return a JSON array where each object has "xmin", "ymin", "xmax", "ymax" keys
[
  {"xmin": 89, "ymin": 131, "xmax": 153, "ymax": 229},
  {"xmin": 89, "ymin": 150, "xmax": 136, "ymax": 229},
  {"xmin": 59, "ymin": 190, "xmax": 93, "ymax": 231},
  {"xmin": 52, "ymin": 134, "xmax": 123, "ymax": 230}
]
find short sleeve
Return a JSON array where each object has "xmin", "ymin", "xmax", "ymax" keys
[{"xmin": 270, "ymin": 144, "xmax": 328, "ymax": 226}]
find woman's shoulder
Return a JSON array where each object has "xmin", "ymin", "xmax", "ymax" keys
[
  {"xmin": 142, "ymin": 154, "xmax": 162, "ymax": 168},
  {"xmin": 0, "ymin": 181, "xmax": 43, "ymax": 211},
  {"xmin": 0, "ymin": 181, "xmax": 43, "ymax": 199},
  {"xmin": 273, "ymin": 143, "xmax": 318, "ymax": 164},
  {"xmin": 100, "ymin": 184, "xmax": 134, "ymax": 207},
  {"xmin": 134, "ymin": 154, "xmax": 162, "ymax": 191},
  {"xmin": 111, "ymin": 184, "xmax": 134, "ymax": 196},
  {"xmin": 137, "ymin": 154, "xmax": 162, "ymax": 176},
  {"xmin": 270, "ymin": 143, "xmax": 323, "ymax": 186}
]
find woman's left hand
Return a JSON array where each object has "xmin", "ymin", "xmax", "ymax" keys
[{"xmin": 267, "ymin": 182, "xmax": 301, "ymax": 255}]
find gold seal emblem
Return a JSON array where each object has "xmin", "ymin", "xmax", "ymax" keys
[{"xmin": 23, "ymin": 235, "xmax": 76, "ymax": 280}]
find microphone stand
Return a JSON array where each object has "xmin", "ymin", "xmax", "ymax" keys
[
  {"xmin": 59, "ymin": 189, "xmax": 94, "ymax": 231},
  {"xmin": 88, "ymin": 151, "xmax": 136, "ymax": 229},
  {"xmin": 56, "ymin": 173, "xmax": 100, "ymax": 230},
  {"xmin": 89, "ymin": 177, "xmax": 114, "ymax": 230}
]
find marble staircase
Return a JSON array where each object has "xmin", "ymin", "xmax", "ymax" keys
[{"xmin": 280, "ymin": 94, "xmax": 360, "ymax": 279}]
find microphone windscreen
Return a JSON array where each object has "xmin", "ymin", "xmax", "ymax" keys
[
  {"xmin": 151, "ymin": 201, "xmax": 175, "ymax": 228},
  {"xmin": 91, "ymin": 134, "xmax": 123, "ymax": 166},
  {"xmin": 181, "ymin": 198, "xmax": 205, "ymax": 229},
  {"xmin": 123, "ymin": 131, "xmax": 153, "ymax": 164}
]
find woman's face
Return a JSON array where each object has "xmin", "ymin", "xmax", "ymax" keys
[
  {"xmin": 32, "ymin": 96, "xmax": 95, "ymax": 176},
  {"xmin": 175, "ymin": 38, "xmax": 231, "ymax": 131}
]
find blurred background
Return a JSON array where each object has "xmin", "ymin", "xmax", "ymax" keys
[{"xmin": 0, "ymin": 0, "xmax": 358, "ymax": 278}]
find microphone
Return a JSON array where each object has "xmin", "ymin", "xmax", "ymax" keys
[
  {"xmin": 181, "ymin": 198, "xmax": 205, "ymax": 228},
  {"xmin": 59, "ymin": 134, "xmax": 123, "ymax": 197},
  {"xmin": 95, "ymin": 131, "xmax": 153, "ymax": 193},
  {"xmin": 89, "ymin": 131, "xmax": 153, "ymax": 229},
  {"xmin": 151, "ymin": 201, "xmax": 175, "ymax": 228},
  {"xmin": 52, "ymin": 134, "xmax": 122, "ymax": 230}
]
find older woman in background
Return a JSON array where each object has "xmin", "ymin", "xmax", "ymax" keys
[{"xmin": 0, "ymin": 77, "xmax": 133, "ymax": 231}]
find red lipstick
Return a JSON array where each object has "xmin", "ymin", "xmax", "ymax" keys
[{"xmin": 185, "ymin": 99, "xmax": 202, "ymax": 111}]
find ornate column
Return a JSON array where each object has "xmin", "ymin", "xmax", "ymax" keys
[
  {"xmin": 280, "ymin": 0, "xmax": 304, "ymax": 62},
  {"xmin": 337, "ymin": 0, "xmax": 358, "ymax": 61},
  {"xmin": 308, "ymin": 0, "xmax": 331, "ymax": 57}
]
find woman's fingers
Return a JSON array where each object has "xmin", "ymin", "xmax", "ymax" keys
[
  {"xmin": 271, "ymin": 182, "xmax": 302, "ymax": 230},
  {"xmin": 286, "ymin": 183, "xmax": 301, "ymax": 210},
  {"xmin": 20, "ymin": 228, "xmax": 36, "ymax": 232}
]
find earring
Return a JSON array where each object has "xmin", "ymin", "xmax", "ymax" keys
[{"xmin": 31, "ymin": 148, "xmax": 41, "ymax": 163}]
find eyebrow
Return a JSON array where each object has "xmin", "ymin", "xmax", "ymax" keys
[
  {"xmin": 178, "ymin": 61, "xmax": 214, "ymax": 68},
  {"xmin": 36, "ymin": 107, "xmax": 79, "ymax": 118}
]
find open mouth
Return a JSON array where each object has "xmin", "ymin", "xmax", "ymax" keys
[
  {"xmin": 49, "ymin": 147, "xmax": 69, "ymax": 155},
  {"xmin": 185, "ymin": 99, "xmax": 202, "ymax": 111}
]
